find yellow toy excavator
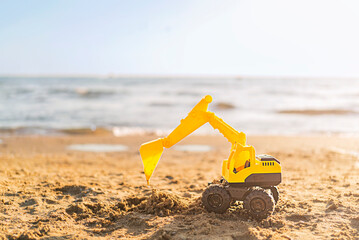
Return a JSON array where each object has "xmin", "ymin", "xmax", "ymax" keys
[{"xmin": 140, "ymin": 95, "xmax": 282, "ymax": 219}]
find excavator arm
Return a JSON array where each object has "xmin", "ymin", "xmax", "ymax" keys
[{"xmin": 139, "ymin": 95, "xmax": 246, "ymax": 184}]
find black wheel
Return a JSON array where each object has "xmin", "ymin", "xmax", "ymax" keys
[
  {"xmin": 202, "ymin": 184, "xmax": 231, "ymax": 213},
  {"xmin": 243, "ymin": 188, "xmax": 275, "ymax": 219},
  {"xmin": 269, "ymin": 186, "xmax": 279, "ymax": 203}
]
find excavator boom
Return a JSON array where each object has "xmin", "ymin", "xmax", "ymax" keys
[{"xmin": 139, "ymin": 95, "xmax": 246, "ymax": 184}]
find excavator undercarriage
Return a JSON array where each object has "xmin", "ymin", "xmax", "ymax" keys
[{"xmin": 139, "ymin": 95, "xmax": 282, "ymax": 219}]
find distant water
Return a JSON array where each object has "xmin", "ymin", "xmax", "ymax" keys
[{"xmin": 1, "ymin": 76, "xmax": 359, "ymax": 136}]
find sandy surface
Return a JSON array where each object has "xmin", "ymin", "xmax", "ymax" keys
[{"xmin": 0, "ymin": 133, "xmax": 358, "ymax": 239}]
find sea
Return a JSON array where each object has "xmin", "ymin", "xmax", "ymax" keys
[{"xmin": 1, "ymin": 76, "xmax": 359, "ymax": 136}]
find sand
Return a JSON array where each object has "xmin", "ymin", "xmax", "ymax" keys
[{"xmin": 0, "ymin": 133, "xmax": 358, "ymax": 239}]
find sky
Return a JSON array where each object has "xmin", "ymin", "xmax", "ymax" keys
[{"xmin": 1, "ymin": 0, "xmax": 359, "ymax": 77}]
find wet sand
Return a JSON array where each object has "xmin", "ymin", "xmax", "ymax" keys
[{"xmin": 0, "ymin": 133, "xmax": 358, "ymax": 239}]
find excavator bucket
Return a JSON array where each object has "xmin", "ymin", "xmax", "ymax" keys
[{"xmin": 139, "ymin": 138, "xmax": 164, "ymax": 185}]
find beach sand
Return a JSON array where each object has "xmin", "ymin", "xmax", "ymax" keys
[{"xmin": 0, "ymin": 133, "xmax": 358, "ymax": 239}]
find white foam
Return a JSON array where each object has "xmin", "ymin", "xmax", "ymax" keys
[
  {"xmin": 112, "ymin": 127, "xmax": 168, "ymax": 137},
  {"xmin": 67, "ymin": 144, "xmax": 128, "ymax": 152},
  {"xmin": 112, "ymin": 127, "xmax": 147, "ymax": 137},
  {"xmin": 174, "ymin": 144, "xmax": 213, "ymax": 152}
]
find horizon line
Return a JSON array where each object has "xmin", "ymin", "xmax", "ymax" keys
[{"xmin": 0, "ymin": 73, "xmax": 358, "ymax": 80}]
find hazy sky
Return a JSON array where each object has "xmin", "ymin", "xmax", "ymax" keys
[{"xmin": 1, "ymin": 0, "xmax": 359, "ymax": 77}]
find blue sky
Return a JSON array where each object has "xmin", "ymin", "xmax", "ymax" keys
[{"xmin": 1, "ymin": 0, "xmax": 359, "ymax": 77}]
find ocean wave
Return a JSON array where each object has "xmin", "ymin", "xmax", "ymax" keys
[
  {"xmin": 74, "ymin": 88, "xmax": 116, "ymax": 98},
  {"xmin": 60, "ymin": 127, "xmax": 110, "ymax": 135},
  {"xmin": 213, "ymin": 102, "xmax": 235, "ymax": 110},
  {"xmin": 0, "ymin": 127, "xmax": 60, "ymax": 135},
  {"xmin": 278, "ymin": 109, "xmax": 356, "ymax": 115},
  {"xmin": 149, "ymin": 102, "xmax": 174, "ymax": 107},
  {"xmin": 112, "ymin": 127, "xmax": 165, "ymax": 137},
  {"xmin": 175, "ymin": 91, "xmax": 202, "ymax": 97},
  {"xmin": 0, "ymin": 126, "xmax": 160, "ymax": 137},
  {"xmin": 48, "ymin": 88, "xmax": 118, "ymax": 98}
]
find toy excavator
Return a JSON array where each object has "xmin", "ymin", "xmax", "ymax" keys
[{"xmin": 140, "ymin": 95, "xmax": 281, "ymax": 219}]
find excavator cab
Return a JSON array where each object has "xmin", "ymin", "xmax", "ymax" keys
[
  {"xmin": 140, "ymin": 95, "xmax": 282, "ymax": 219},
  {"xmin": 231, "ymin": 150, "xmax": 250, "ymax": 173},
  {"xmin": 233, "ymin": 149, "xmax": 250, "ymax": 171}
]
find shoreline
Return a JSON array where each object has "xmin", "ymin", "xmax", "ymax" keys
[{"xmin": 2, "ymin": 125, "xmax": 359, "ymax": 138}]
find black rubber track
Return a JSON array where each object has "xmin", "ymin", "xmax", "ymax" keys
[
  {"xmin": 202, "ymin": 184, "xmax": 231, "ymax": 214},
  {"xmin": 243, "ymin": 188, "xmax": 275, "ymax": 219}
]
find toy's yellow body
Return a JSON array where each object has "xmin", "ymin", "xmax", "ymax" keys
[{"xmin": 140, "ymin": 95, "xmax": 281, "ymax": 186}]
